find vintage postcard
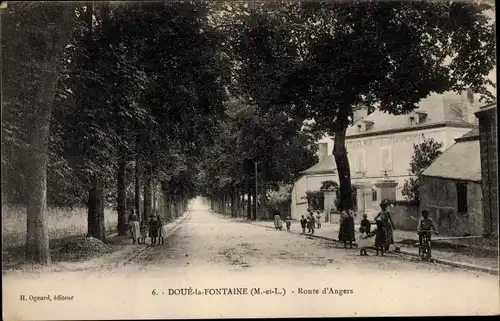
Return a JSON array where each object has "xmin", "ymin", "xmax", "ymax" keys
[{"xmin": 2, "ymin": 0, "xmax": 498, "ymax": 319}]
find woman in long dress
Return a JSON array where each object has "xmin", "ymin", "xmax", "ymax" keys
[
  {"xmin": 338, "ymin": 209, "xmax": 355, "ymax": 248},
  {"xmin": 273, "ymin": 209, "xmax": 283, "ymax": 230},
  {"xmin": 374, "ymin": 202, "xmax": 395, "ymax": 251},
  {"xmin": 128, "ymin": 214, "xmax": 140, "ymax": 244}
]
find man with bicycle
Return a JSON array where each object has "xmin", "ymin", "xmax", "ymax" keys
[{"xmin": 417, "ymin": 210, "xmax": 439, "ymax": 246}]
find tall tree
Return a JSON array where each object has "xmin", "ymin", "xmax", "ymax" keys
[
  {"xmin": 2, "ymin": 2, "xmax": 76, "ymax": 263},
  {"xmin": 282, "ymin": 1, "xmax": 496, "ymax": 209},
  {"xmin": 402, "ymin": 138, "xmax": 444, "ymax": 202}
]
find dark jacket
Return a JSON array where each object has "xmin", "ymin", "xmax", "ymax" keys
[{"xmin": 361, "ymin": 218, "xmax": 371, "ymax": 234}]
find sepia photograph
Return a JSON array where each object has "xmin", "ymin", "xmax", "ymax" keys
[{"xmin": 1, "ymin": 0, "xmax": 498, "ymax": 319}]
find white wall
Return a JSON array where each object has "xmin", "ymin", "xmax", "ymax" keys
[
  {"xmin": 292, "ymin": 126, "xmax": 476, "ymax": 219},
  {"xmin": 291, "ymin": 173, "xmax": 338, "ymax": 220}
]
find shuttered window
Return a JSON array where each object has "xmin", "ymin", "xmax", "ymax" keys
[
  {"xmin": 356, "ymin": 150, "xmax": 366, "ymax": 173},
  {"xmin": 380, "ymin": 146, "xmax": 393, "ymax": 172}
]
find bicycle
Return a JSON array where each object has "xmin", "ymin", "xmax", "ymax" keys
[{"xmin": 418, "ymin": 230, "xmax": 437, "ymax": 261}]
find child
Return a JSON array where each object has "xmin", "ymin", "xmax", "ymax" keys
[
  {"xmin": 306, "ymin": 210, "xmax": 312, "ymax": 233},
  {"xmin": 157, "ymin": 216, "xmax": 167, "ymax": 245},
  {"xmin": 360, "ymin": 214, "xmax": 371, "ymax": 235},
  {"xmin": 316, "ymin": 212, "xmax": 322, "ymax": 229},
  {"xmin": 149, "ymin": 214, "xmax": 160, "ymax": 246},
  {"xmin": 308, "ymin": 212, "xmax": 316, "ymax": 235},
  {"xmin": 139, "ymin": 220, "xmax": 149, "ymax": 244},
  {"xmin": 300, "ymin": 215, "xmax": 307, "ymax": 234},
  {"xmin": 285, "ymin": 218, "xmax": 291, "ymax": 231},
  {"xmin": 371, "ymin": 220, "xmax": 387, "ymax": 256},
  {"xmin": 357, "ymin": 226, "xmax": 372, "ymax": 256},
  {"xmin": 417, "ymin": 210, "xmax": 438, "ymax": 246}
]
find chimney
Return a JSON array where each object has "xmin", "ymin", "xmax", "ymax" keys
[
  {"xmin": 464, "ymin": 88, "xmax": 479, "ymax": 125},
  {"xmin": 353, "ymin": 107, "xmax": 368, "ymax": 123},
  {"xmin": 318, "ymin": 142, "xmax": 328, "ymax": 160}
]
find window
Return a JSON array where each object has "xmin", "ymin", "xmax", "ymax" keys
[
  {"xmin": 456, "ymin": 182, "xmax": 468, "ymax": 213},
  {"xmin": 318, "ymin": 143, "xmax": 328, "ymax": 159},
  {"xmin": 409, "ymin": 116, "xmax": 415, "ymax": 126},
  {"xmin": 356, "ymin": 150, "xmax": 366, "ymax": 173},
  {"xmin": 380, "ymin": 146, "xmax": 393, "ymax": 172},
  {"xmin": 372, "ymin": 189, "xmax": 378, "ymax": 201}
]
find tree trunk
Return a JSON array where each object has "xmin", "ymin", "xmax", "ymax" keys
[
  {"xmin": 143, "ymin": 164, "xmax": 152, "ymax": 219},
  {"xmin": 87, "ymin": 175, "xmax": 106, "ymax": 241},
  {"xmin": 135, "ymin": 157, "xmax": 141, "ymax": 221},
  {"xmin": 260, "ymin": 171, "xmax": 267, "ymax": 219},
  {"xmin": 151, "ymin": 178, "xmax": 156, "ymax": 213},
  {"xmin": 252, "ymin": 179, "xmax": 257, "ymax": 220},
  {"xmin": 247, "ymin": 181, "xmax": 252, "ymax": 219},
  {"xmin": 25, "ymin": 113, "xmax": 52, "ymax": 264},
  {"xmin": 116, "ymin": 156, "xmax": 128, "ymax": 236},
  {"xmin": 20, "ymin": 3, "xmax": 76, "ymax": 264},
  {"xmin": 240, "ymin": 192, "xmax": 245, "ymax": 217},
  {"xmin": 333, "ymin": 124, "xmax": 353, "ymax": 211},
  {"xmin": 224, "ymin": 193, "xmax": 227, "ymax": 215},
  {"xmin": 231, "ymin": 188, "xmax": 236, "ymax": 217}
]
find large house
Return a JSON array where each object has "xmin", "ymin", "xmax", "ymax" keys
[{"xmin": 291, "ymin": 91, "xmax": 480, "ymax": 221}]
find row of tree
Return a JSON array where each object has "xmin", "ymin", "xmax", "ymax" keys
[
  {"xmin": 1, "ymin": 1, "xmax": 496, "ymax": 264},
  {"xmin": 200, "ymin": 0, "xmax": 495, "ymax": 215},
  {"xmin": 2, "ymin": 2, "xmax": 230, "ymax": 264}
]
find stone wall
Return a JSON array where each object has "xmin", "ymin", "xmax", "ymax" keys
[
  {"xmin": 419, "ymin": 176, "xmax": 483, "ymax": 236},
  {"xmin": 390, "ymin": 201, "xmax": 419, "ymax": 231},
  {"xmin": 477, "ymin": 105, "xmax": 498, "ymax": 236}
]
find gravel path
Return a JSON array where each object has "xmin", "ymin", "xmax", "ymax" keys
[{"xmin": 3, "ymin": 199, "xmax": 499, "ymax": 319}]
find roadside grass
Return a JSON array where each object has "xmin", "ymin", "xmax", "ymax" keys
[{"xmin": 2, "ymin": 205, "xmax": 118, "ymax": 270}]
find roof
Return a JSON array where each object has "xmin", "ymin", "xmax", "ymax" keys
[
  {"xmin": 475, "ymin": 101, "xmax": 497, "ymax": 115},
  {"xmin": 301, "ymin": 155, "xmax": 336, "ymax": 175},
  {"xmin": 421, "ymin": 139, "xmax": 481, "ymax": 182},
  {"xmin": 346, "ymin": 91, "xmax": 478, "ymax": 138},
  {"xmin": 455, "ymin": 127, "xmax": 479, "ymax": 142}
]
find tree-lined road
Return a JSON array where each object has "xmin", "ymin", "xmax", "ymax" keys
[{"xmin": 4, "ymin": 198, "xmax": 498, "ymax": 319}]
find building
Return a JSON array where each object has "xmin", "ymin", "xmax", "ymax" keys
[
  {"xmin": 291, "ymin": 91, "xmax": 479, "ymax": 221},
  {"xmin": 475, "ymin": 102, "xmax": 498, "ymax": 237},
  {"xmin": 419, "ymin": 128, "xmax": 483, "ymax": 236}
]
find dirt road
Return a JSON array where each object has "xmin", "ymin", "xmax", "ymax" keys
[{"xmin": 3, "ymin": 199, "xmax": 499, "ymax": 319}]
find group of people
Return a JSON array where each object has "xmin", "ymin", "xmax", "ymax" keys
[
  {"xmin": 356, "ymin": 203, "xmax": 439, "ymax": 256},
  {"xmin": 273, "ymin": 202, "xmax": 439, "ymax": 257},
  {"xmin": 127, "ymin": 211, "xmax": 168, "ymax": 246},
  {"xmin": 299, "ymin": 210, "xmax": 322, "ymax": 235},
  {"xmin": 339, "ymin": 202, "xmax": 395, "ymax": 255},
  {"xmin": 272, "ymin": 209, "xmax": 322, "ymax": 233}
]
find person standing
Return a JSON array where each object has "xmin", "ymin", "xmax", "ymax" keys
[
  {"xmin": 360, "ymin": 214, "xmax": 372, "ymax": 235},
  {"xmin": 309, "ymin": 212, "xmax": 316, "ymax": 235},
  {"xmin": 300, "ymin": 215, "xmax": 307, "ymax": 234},
  {"xmin": 157, "ymin": 215, "xmax": 168, "ymax": 245},
  {"xmin": 128, "ymin": 212, "xmax": 140, "ymax": 244},
  {"xmin": 374, "ymin": 202, "xmax": 395, "ymax": 252},
  {"xmin": 338, "ymin": 208, "xmax": 355, "ymax": 248},
  {"xmin": 148, "ymin": 213, "xmax": 160, "ymax": 246},
  {"xmin": 316, "ymin": 212, "xmax": 322, "ymax": 229},
  {"xmin": 273, "ymin": 209, "xmax": 283, "ymax": 230}
]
